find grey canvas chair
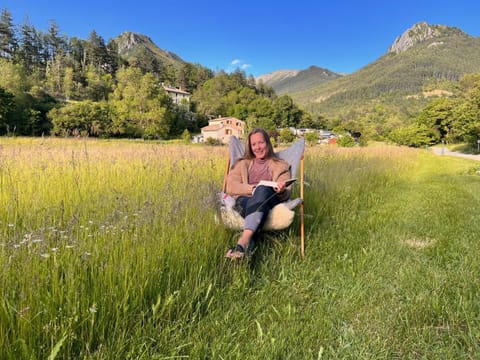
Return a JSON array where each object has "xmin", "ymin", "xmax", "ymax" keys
[{"xmin": 220, "ymin": 136, "xmax": 305, "ymax": 256}]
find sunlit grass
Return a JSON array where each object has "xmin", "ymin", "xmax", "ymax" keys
[
  {"xmin": 1, "ymin": 138, "xmax": 480, "ymax": 358},
  {"xmin": 0, "ymin": 137, "xmax": 231, "ymax": 358}
]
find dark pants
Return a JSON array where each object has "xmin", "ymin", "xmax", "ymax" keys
[{"xmin": 235, "ymin": 185, "xmax": 282, "ymax": 234}]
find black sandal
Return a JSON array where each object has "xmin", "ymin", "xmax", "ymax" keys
[{"xmin": 225, "ymin": 244, "xmax": 246, "ymax": 259}]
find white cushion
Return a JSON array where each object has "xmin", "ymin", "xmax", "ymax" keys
[{"xmin": 219, "ymin": 199, "xmax": 302, "ymax": 231}]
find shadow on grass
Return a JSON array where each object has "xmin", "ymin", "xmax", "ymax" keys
[{"xmin": 449, "ymin": 143, "xmax": 479, "ymax": 155}]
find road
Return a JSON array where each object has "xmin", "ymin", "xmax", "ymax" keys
[{"xmin": 432, "ymin": 146, "xmax": 480, "ymax": 161}]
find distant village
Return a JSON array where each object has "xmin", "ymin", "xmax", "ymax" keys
[
  {"xmin": 192, "ymin": 116, "xmax": 337, "ymax": 145},
  {"xmin": 161, "ymin": 84, "xmax": 337, "ymax": 145}
]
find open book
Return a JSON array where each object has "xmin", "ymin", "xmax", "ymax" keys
[{"xmin": 257, "ymin": 178, "xmax": 297, "ymax": 188}]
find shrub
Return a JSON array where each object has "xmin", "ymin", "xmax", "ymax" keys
[
  {"xmin": 278, "ymin": 128, "xmax": 295, "ymax": 143},
  {"xmin": 205, "ymin": 137, "xmax": 223, "ymax": 146},
  {"xmin": 336, "ymin": 134, "xmax": 355, "ymax": 147}
]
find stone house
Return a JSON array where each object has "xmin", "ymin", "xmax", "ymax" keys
[
  {"xmin": 201, "ymin": 117, "xmax": 245, "ymax": 144},
  {"xmin": 162, "ymin": 84, "xmax": 190, "ymax": 105}
]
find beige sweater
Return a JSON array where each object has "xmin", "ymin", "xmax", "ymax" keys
[{"xmin": 226, "ymin": 157, "xmax": 291, "ymax": 201}]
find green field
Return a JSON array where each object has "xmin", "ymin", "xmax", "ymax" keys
[{"xmin": 1, "ymin": 138, "xmax": 480, "ymax": 359}]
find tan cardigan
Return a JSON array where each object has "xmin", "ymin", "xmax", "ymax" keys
[{"xmin": 226, "ymin": 157, "xmax": 291, "ymax": 201}]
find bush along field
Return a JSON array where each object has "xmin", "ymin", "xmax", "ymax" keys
[{"xmin": 1, "ymin": 137, "xmax": 480, "ymax": 359}]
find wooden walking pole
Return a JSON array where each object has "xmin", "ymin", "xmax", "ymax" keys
[
  {"xmin": 222, "ymin": 153, "xmax": 230, "ymax": 193},
  {"xmin": 300, "ymin": 154, "xmax": 305, "ymax": 257}
]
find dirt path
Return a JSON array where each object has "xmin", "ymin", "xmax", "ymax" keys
[{"xmin": 432, "ymin": 147, "xmax": 480, "ymax": 161}]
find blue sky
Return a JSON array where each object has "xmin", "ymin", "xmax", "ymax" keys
[{"xmin": 2, "ymin": 0, "xmax": 480, "ymax": 77}]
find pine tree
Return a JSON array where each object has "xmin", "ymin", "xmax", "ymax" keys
[
  {"xmin": 17, "ymin": 18, "xmax": 43, "ymax": 73},
  {"xmin": 86, "ymin": 30, "xmax": 118, "ymax": 74},
  {"xmin": 45, "ymin": 20, "xmax": 65, "ymax": 61},
  {"xmin": 0, "ymin": 8, "xmax": 17, "ymax": 59}
]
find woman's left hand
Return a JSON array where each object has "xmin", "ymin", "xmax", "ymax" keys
[{"xmin": 274, "ymin": 181, "xmax": 286, "ymax": 193}]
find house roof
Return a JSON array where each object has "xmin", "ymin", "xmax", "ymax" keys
[
  {"xmin": 202, "ymin": 124, "xmax": 223, "ymax": 131},
  {"xmin": 162, "ymin": 85, "xmax": 190, "ymax": 95},
  {"xmin": 209, "ymin": 116, "xmax": 244, "ymax": 124}
]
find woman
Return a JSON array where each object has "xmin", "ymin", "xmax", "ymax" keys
[{"xmin": 225, "ymin": 128, "xmax": 292, "ymax": 259}]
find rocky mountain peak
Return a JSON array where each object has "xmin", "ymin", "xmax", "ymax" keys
[
  {"xmin": 387, "ymin": 21, "xmax": 467, "ymax": 54},
  {"xmin": 113, "ymin": 31, "xmax": 184, "ymax": 66},
  {"xmin": 116, "ymin": 32, "xmax": 154, "ymax": 52},
  {"xmin": 256, "ymin": 69, "xmax": 300, "ymax": 85}
]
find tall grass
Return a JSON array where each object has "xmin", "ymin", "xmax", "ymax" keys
[
  {"xmin": 0, "ymin": 137, "xmax": 230, "ymax": 358},
  {"xmin": 1, "ymin": 138, "xmax": 480, "ymax": 359}
]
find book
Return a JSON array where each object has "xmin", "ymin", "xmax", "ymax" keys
[{"xmin": 257, "ymin": 178, "xmax": 297, "ymax": 188}]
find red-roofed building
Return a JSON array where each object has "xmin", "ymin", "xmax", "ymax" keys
[{"xmin": 201, "ymin": 117, "xmax": 245, "ymax": 144}]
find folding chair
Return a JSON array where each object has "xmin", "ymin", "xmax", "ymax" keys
[{"xmin": 219, "ymin": 136, "xmax": 305, "ymax": 256}]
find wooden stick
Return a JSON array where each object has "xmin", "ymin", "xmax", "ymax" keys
[
  {"xmin": 300, "ymin": 153, "xmax": 305, "ymax": 257},
  {"xmin": 222, "ymin": 153, "xmax": 231, "ymax": 193}
]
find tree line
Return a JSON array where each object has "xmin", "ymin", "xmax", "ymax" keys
[
  {"xmin": 2, "ymin": 6, "xmax": 478, "ymax": 147},
  {"xmin": 0, "ymin": 7, "xmax": 311, "ymax": 139},
  {"xmin": 387, "ymin": 73, "xmax": 480, "ymax": 148}
]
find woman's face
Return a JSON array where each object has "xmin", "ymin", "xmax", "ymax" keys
[{"xmin": 250, "ymin": 132, "xmax": 267, "ymax": 159}]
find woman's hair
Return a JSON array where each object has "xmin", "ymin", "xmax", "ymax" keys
[{"xmin": 244, "ymin": 128, "xmax": 276, "ymax": 160}]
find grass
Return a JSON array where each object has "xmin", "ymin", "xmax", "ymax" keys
[
  {"xmin": 1, "ymin": 138, "xmax": 480, "ymax": 359},
  {"xmin": 446, "ymin": 142, "xmax": 480, "ymax": 155}
]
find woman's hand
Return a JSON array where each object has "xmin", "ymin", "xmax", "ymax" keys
[{"xmin": 274, "ymin": 181, "xmax": 286, "ymax": 193}]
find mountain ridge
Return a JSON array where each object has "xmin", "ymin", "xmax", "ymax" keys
[
  {"xmin": 256, "ymin": 65, "xmax": 343, "ymax": 95},
  {"xmin": 111, "ymin": 22, "xmax": 480, "ymax": 126},
  {"xmin": 256, "ymin": 69, "xmax": 300, "ymax": 85},
  {"xmin": 387, "ymin": 21, "xmax": 470, "ymax": 54},
  {"xmin": 114, "ymin": 32, "xmax": 186, "ymax": 69},
  {"xmin": 265, "ymin": 22, "xmax": 480, "ymax": 122}
]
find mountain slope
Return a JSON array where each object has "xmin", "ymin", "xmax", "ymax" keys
[
  {"xmin": 114, "ymin": 32, "xmax": 185, "ymax": 68},
  {"xmin": 256, "ymin": 69, "xmax": 300, "ymax": 85},
  {"xmin": 256, "ymin": 66, "xmax": 342, "ymax": 94},
  {"xmin": 286, "ymin": 22, "xmax": 480, "ymax": 119}
]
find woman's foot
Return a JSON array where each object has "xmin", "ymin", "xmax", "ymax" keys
[{"xmin": 225, "ymin": 244, "xmax": 246, "ymax": 259}]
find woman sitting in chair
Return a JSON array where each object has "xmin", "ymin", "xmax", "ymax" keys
[{"xmin": 225, "ymin": 128, "xmax": 292, "ymax": 259}]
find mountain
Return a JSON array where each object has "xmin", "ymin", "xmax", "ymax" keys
[
  {"xmin": 257, "ymin": 69, "xmax": 300, "ymax": 85},
  {"xmin": 274, "ymin": 22, "xmax": 480, "ymax": 121},
  {"xmin": 113, "ymin": 32, "xmax": 186, "ymax": 69},
  {"xmin": 114, "ymin": 23, "xmax": 480, "ymax": 126},
  {"xmin": 256, "ymin": 66, "xmax": 342, "ymax": 94}
]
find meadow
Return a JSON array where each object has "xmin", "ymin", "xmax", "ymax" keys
[{"xmin": 1, "ymin": 137, "xmax": 480, "ymax": 359}]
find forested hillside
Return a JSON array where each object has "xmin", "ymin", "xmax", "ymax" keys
[
  {"xmin": 257, "ymin": 22, "xmax": 480, "ymax": 148},
  {"xmin": 282, "ymin": 23, "xmax": 480, "ymax": 139},
  {"xmin": 1, "ymin": 8, "xmax": 480, "ymax": 149},
  {"xmin": 0, "ymin": 7, "xmax": 307, "ymax": 139}
]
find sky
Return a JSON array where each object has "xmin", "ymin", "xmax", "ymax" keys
[{"xmin": 2, "ymin": 0, "xmax": 480, "ymax": 77}]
